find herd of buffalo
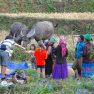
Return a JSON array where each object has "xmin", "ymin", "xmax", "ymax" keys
[{"xmin": 10, "ymin": 21, "xmax": 54, "ymax": 47}]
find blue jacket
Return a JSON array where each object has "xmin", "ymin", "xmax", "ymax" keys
[{"xmin": 75, "ymin": 41, "xmax": 85, "ymax": 59}]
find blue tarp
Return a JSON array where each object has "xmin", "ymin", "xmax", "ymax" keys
[
  {"xmin": 0, "ymin": 61, "xmax": 28, "ymax": 79},
  {"xmin": 7, "ymin": 61, "xmax": 28, "ymax": 70},
  {"xmin": 0, "ymin": 63, "xmax": 72, "ymax": 79},
  {"xmin": 67, "ymin": 64, "xmax": 72, "ymax": 68},
  {"xmin": 0, "ymin": 71, "xmax": 17, "ymax": 79}
]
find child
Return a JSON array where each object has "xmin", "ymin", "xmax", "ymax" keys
[
  {"xmin": 0, "ymin": 35, "xmax": 25, "ymax": 81},
  {"xmin": 34, "ymin": 41, "xmax": 47, "ymax": 83},
  {"xmin": 25, "ymin": 44, "xmax": 36, "ymax": 69},
  {"xmin": 52, "ymin": 39, "xmax": 68, "ymax": 84}
]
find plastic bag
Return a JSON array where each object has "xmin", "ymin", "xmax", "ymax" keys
[{"xmin": 12, "ymin": 70, "xmax": 27, "ymax": 84}]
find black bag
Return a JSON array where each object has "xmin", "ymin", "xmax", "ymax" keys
[{"xmin": 1, "ymin": 44, "xmax": 6, "ymax": 50}]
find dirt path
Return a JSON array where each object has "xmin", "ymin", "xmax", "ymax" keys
[{"xmin": 0, "ymin": 12, "xmax": 94, "ymax": 20}]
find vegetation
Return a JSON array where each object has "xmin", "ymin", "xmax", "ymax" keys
[
  {"xmin": 0, "ymin": 0, "xmax": 93, "ymax": 13},
  {"xmin": 67, "ymin": 49, "xmax": 75, "ymax": 61},
  {"xmin": 0, "ymin": 67, "xmax": 94, "ymax": 94},
  {"xmin": 0, "ymin": 0, "xmax": 94, "ymax": 94},
  {"xmin": 9, "ymin": 47, "xmax": 75, "ymax": 62},
  {"xmin": 90, "ymin": 47, "xmax": 94, "ymax": 58},
  {"xmin": 0, "ymin": 15, "xmax": 94, "ymax": 35},
  {"xmin": 9, "ymin": 47, "xmax": 30, "ymax": 62}
]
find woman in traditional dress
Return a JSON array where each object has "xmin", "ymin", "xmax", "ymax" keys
[
  {"xmin": 82, "ymin": 34, "xmax": 94, "ymax": 77},
  {"xmin": 44, "ymin": 37, "xmax": 56, "ymax": 77},
  {"xmin": 72, "ymin": 35, "xmax": 85, "ymax": 80},
  {"xmin": 52, "ymin": 39, "xmax": 68, "ymax": 84}
]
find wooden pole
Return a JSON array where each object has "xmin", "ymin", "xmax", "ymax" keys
[{"xmin": 72, "ymin": 32, "xmax": 74, "ymax": 48}]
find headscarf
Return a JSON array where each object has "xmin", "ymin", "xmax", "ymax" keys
[
  {"xmin": 50, "ymin": 37, "xmax": 56, "ymax": 43},
  {"xmin": 59, "ymin": 39, "xmax": 67, "ymax": 57},
  {"xmin": 84, "ymin": 34, "xmax": 92, "ymax": 41}
]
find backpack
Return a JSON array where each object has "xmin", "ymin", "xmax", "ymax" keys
[
  {"xmin": 0, "ymin": 41, "xmax": 6, "ymax": 50},
  {"xmin": 1, "ymin": 44, "xmax": 6, "ymax": 50}
]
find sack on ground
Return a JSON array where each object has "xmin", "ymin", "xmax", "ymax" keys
[{"xmin": 12, "ymin": 70, "xmax": 27, "ymax": 84}]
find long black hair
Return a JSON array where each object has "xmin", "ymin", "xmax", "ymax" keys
[
  {"xmin": 79, "ymin": 35, "xmax": 84, "ymax": 41},
  {"xmin": 30, "ymin": 44, "xmax": 36, "ymax": 50}
]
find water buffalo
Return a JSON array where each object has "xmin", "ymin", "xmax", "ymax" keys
[
  {"xmin": 10, "ymin": 22, "xmax": 31, "ymax": 47},
  {"xmin": 10, "ymin": 21, "xmax": 54, "ymax": 47},
  {"xmin": 26, "ymin": 21, "xmax": 54, "ymax": 42}
]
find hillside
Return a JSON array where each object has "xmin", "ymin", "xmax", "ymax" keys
[
  {"xmin": 0, "ymin": 0, "xmax": 93, "ymax": 13},
  {"xmin": 0, "ymin": 13, "xmax": 94, "ymax": 35}
]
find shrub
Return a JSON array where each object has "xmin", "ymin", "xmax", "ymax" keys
[
  {"xmin": 90, "ymin": 47, "xmax": 94, "ymax": 58},
  {"xmin": 67, "ymin": 49, "xmax": 75, "ymax": 61},
  {"xmin": 9, "ymin": 47, "xmax": 30, "ymax": 62}
]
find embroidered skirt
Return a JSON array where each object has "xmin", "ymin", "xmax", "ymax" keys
[{"xmin": 81, "ymin": 62, "xmax": 94, "ymax": 77}]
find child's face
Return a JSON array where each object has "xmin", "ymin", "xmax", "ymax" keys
[{"xmin": 31, "ymin": 45, "xmax": 34, "ymax": 50}]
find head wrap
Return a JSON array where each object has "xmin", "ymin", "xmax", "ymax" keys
[
  {"xmin": 59, "ymin": 39, "xmax": 67, "ymax": 57},
  {"xmin": 84, "ymin": 34, "xmax": 92, "ymax": 41},
  {"xmin": 50, "ymin": 37, "xmax": 56, "ymax": 43}
]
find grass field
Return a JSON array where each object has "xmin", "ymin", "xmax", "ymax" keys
[
  {"xmin": 0, "ymin": 65, "xmax": 94, "ymax": 94},
  {"xmin": 0, "ymin": 3, "xmax": 94, "ymax": 92},
  {"xmin": 0, "ymin": 0, "xmax": 92, "ymax": 13}
]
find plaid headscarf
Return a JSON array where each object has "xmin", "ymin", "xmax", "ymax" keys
[{"xmin": 59, "ymin": 39, "xmax": 67, "ymax": 57}]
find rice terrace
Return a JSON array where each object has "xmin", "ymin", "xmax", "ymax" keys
[{"xmin": 0, "ymin": 0, "xmax": 94, "ymax": 94}]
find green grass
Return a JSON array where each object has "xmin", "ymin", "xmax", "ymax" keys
[
  {"xmin": 0, "ymin": 0, "xmax": 93, "ymax": 13},
  {"xmin": 0, "ymin": 15, "xmax": 94, "ymax": 35},
  {"xmin": 1, "ymin": 66, "xmax": 94, "ymax": 94}
]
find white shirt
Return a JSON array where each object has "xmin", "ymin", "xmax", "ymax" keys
[{"xmin": 0, "ymin": 39, "xmax": 17, "ymax": 56}]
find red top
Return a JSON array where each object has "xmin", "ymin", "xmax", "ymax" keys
[{"xmin": 34, "ymin": 48, "xmax": 47, "ymax": 66}]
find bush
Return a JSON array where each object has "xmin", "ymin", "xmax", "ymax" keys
[
  {"xmin": 9, "ymin": 47, "xmax": 30, "ymax": 62},
  {"xmin": 90, "ymin": 47, "xmax": 94, "ymax": 58},
  {"xmin": 67, "ymin": 49, "xmax": 75, "ymax": 61}
]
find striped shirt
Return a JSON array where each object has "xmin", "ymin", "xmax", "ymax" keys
[{"xmin": 0, "ymin": 39, "xmax": 17, "ymax": 56}]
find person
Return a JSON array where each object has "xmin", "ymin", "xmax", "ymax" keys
[
  {"xmin": 0, "ymin": 35, "xmax": 25, "ymax": 81},
  {"xmin": 34, "ymin": 41, "xmax": 47, "ymax": 83},
  {"xmin": 72, "ymin": 35, "xmax": 85, "ymax": 80},
  {"xmin": 52, "ymin": 39, "xmax": 68, "ymax": 84},
  {"xmin": 44, "ymin": 37, "xmax": 56, "ymax": 77},
  {"xmin": 24, "ymin": 44, "xmax": 36, "ymax": 69},
  {"xmin": 82, "ymin": 34, "xmax": 94, "ymax": 77}
]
